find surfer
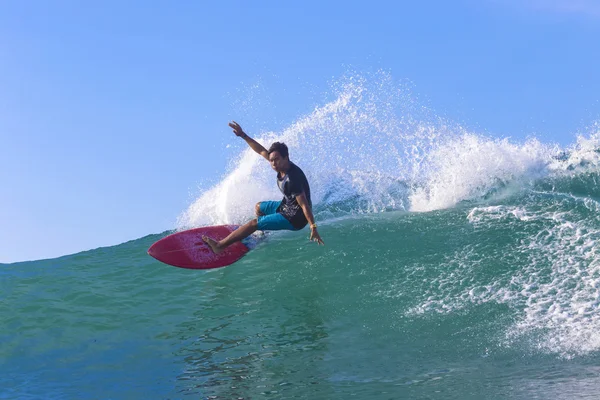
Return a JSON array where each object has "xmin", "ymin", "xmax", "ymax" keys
[{"xmin": 203, "ymin": 121, "xmax": 324, "ymax": 253}]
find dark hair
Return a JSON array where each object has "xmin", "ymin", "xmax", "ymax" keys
[{"xmin": 268, "ymin": 142, "xmax": 289, "ymax": 159}]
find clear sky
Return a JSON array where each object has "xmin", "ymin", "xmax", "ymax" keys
[{"xmin": 1, "ymin": 0, "xmax": 599, "ymax": 263}]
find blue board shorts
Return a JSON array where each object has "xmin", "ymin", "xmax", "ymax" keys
[{"xmin": 257, "ymin": 201, "xmax": 299, "ymax": 231}]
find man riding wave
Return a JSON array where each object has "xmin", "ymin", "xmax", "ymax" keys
[{"xmin": 203, "ymin": 121, "xmax": 324, "ymax": 253}]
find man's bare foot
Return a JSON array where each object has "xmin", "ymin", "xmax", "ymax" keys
[{"xmin": 202, "ymin": 235, "xmax": 224, "ymax": 254}]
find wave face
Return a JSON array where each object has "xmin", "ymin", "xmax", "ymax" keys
[{"xmin": 4, "ymin": 73, "xmax": 600, "ymax": 398}]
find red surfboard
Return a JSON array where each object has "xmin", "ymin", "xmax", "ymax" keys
[{"xmin": 147, "ymin": 225, "xmax": 249, "ymax": 269}]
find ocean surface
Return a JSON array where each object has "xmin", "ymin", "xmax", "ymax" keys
[{"xmin": 3, "ymin": 74, "xmax": 600, "ymax": 399}]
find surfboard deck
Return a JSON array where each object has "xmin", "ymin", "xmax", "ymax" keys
[{"xmin": 147, "ymin": 225, "xmax": 249, "ymax": 269}]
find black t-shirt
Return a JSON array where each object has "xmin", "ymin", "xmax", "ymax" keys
[{"xmin": 276, "ymin": 162, "xmax": 311, "ymax": 229}]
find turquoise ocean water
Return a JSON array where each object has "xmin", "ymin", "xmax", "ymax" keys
[{"xmin": 3, "ymin": 74, "xmax": 600, "ymax": 399}]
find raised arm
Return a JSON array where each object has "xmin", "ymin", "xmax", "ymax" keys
[{"xmin": 229, "ymin": 121, "xmax": 269, "ymax": 161}]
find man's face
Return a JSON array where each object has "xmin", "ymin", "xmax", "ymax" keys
[{"xmin": 269, "ymin": 151, "xmax": 287, "ymax": 172}]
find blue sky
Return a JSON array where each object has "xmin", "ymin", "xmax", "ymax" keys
[{"xmin": 1, "ymin": 0, "xmax": 599, "ymax": 263}]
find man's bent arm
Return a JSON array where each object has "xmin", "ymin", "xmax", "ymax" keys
[
  {"xmin": 296, "ymin": 193, "xmax": 316, "ymax": 226},
  {"xmin": 296, "ymin": 192, "xmax": 324, "ymax": 245}
]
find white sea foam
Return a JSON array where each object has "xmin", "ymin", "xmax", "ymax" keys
[
  {"xmin": 179, "ymin": 74, "xmax": 600, "ymax": 230},
  {"xmin": 409, "ymin": 134, "xmax": 555, "ymax": 212},
  {"xmin": 467, "ymin": 205, "xmax": 536, "ymax": 223},
  {"xmin": 177, "ymin": 71, "xmax": 447, "ymax": 229},
  {"xmin": 409, "ymin": 201, "xmax": 600, "ymax": 358},
  {"xmin": 505, "ymin": 206, "xmax": 600, "ymax": 358},
  {"xmin": 179, "ymin": 76, "xmax": 600, "ymax": 232}
]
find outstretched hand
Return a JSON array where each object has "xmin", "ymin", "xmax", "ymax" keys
[
  {"xmin": 229, "ymin": 121, "xmax": 246, "ymax": 137},
  {"xmin": 310, "ymin": 228, "xmax": 325, "ymax": 245}
]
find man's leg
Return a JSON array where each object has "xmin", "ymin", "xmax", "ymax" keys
[
  {"xmin": 203, "ymin": 219, "xmax": 258, "ymax": 254},
  {"xmin": 257, "ymin": 201, "xmax": 281, "ymax": 217}
]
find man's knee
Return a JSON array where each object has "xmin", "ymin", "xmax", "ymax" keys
[
  {"xmin": 250, "ymin": 218, "xmax": 258, "ymax": 228},
  {"xmin": 255, "ymin": 202, "xmax": 263, "ymax": 217}
]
